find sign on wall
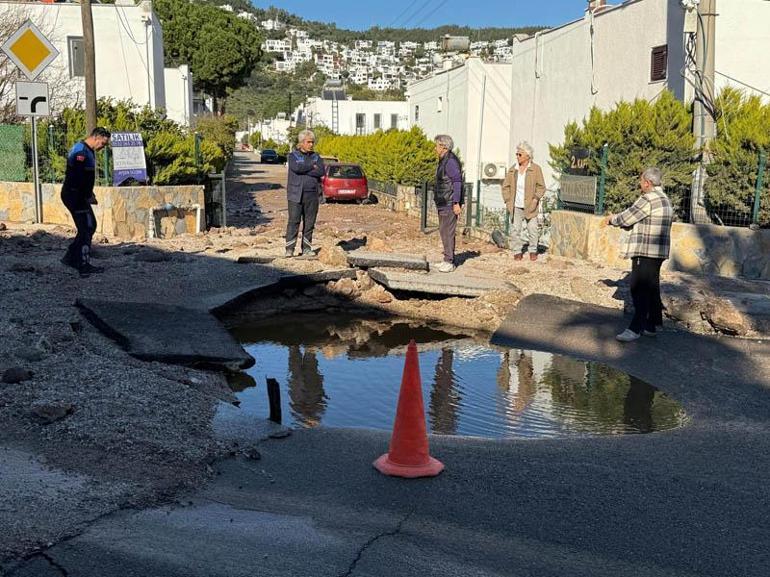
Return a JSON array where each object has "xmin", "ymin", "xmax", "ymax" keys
[{"xmin": 111, "ymin": 132, "xmax": 148, "ymax": 186}]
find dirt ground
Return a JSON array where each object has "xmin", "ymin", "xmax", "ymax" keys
[{"xmin": 1, "ymin": 150, "xmax": 767, "ymax": 561}]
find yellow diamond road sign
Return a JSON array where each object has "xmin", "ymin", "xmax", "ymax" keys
[{"xmin": 1, "ymin": 20, "xmax": 59, "ymax": 81}]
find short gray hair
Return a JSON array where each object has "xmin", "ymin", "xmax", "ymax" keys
[
  {"xmin": 298, "ymin": 129, "xmax": 315, "ymax": 143},
  {"xmin": 434, "ymin": 134, "xmax": 454, "ymax": 150},
  {"xmin": 641, "ymin": 167, "xmax": 662, "ymax": 186},
  {"xmin": 516, "ymin": 141, "xmax": 534, "ymax": 160}
]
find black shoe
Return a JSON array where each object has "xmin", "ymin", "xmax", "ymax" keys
[{"xmin": 78, "ymin": 264, "xmax": 104, "ymax": 277}]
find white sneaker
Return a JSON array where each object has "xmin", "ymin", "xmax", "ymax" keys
[
  {"xmin": 616, "ymin": 329, "xmax": 641, "ymax": 342},
  {"xmin": 435, "ymin": 261, "xmax": 456, "ymax": 273}
]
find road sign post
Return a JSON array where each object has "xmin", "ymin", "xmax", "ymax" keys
[
  {"xmin": 31, "ymin": 117, "xmax": 42, "ymax": 224},
  {"xmin": 3, "ymin": 21, "xmax": 58, "ymax": 224}
]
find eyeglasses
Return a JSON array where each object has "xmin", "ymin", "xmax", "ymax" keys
[{"xmin": 515, "ymin": 153, "xmax": 525, "ymax": 157}]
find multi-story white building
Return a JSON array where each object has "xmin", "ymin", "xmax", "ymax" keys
[
  {"xmin": 0, "ymin": 0, "xmax": 192, "ymax": 126},
  {"xmin": 509, "ymin": 0, "xmax": 770, "ymax": 188},
  {"xmin": 407, "ymin": 58, "xmax": 513, "ymax": 208},
  {"xmin": 299, "ymin": 96, "xmax": 411, "ymax": 135},
  {"xmin": 264, "ymin": 39, "xmax": 292, "ymax": 53},
  {"xmin": 260, "ymin": 19, "xmax": 285, "ymax": 31}
]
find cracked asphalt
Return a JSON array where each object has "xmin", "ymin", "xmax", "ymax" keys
[{"xmin": 5, "ymin": 294, "xmax": 770, "ymax": 577}]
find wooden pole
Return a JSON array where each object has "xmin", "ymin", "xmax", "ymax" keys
[{"xmin": 81, "ymin": 0, "xmax": 97, "ymax": 133}]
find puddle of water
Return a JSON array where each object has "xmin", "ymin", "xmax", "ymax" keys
[{"xmin": 228, "ymin": 314, "xmax": 688, "ymax": 438}]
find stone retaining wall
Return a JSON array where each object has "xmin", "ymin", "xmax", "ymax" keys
[
  {"xmin": 550, "ymin": 210, "xmax": 770, "ymax": 280},
  {"xmin": 0, "ymin": 182, "xmax": 205, "ymax": 240}
]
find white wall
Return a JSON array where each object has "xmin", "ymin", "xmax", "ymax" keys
[
  {"xmin": 408, "ymin": 59, "xmax": 512, "ymax": 207},
  {"xmin": 0, "ymin": 0, "xmax": 166, "ymax": 112},
  {"xmin": 304, "ymin": 98, "xmax": 411, "ymax": 135},
  {"xmin": 714, "ymin": 0, "xmax": 770, "ymax": 102},
  {"xmin": 163, "ymin": 65, "xmax": 193, "ymax": 126},
  {"xmin": 509, "ymin": 0, "xmax": 674, "ymax": 189}
]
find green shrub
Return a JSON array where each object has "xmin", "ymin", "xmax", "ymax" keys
[
  {"xmin": 315, "ymin": 126, "xmax": 435, "ymax": 185},
  {"xmin": 549, "ymin": 91, "xmax": 696, "ymax": 218},
  {"xmin": 194, "ymin": 114, "xmax": 239, "ymax": 161},
  {"xmin": 704, "ymin": 88, "xmax": 770, "ymax": 226}
]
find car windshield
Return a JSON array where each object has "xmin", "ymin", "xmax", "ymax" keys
[
  {"xmin": 327, "ymin": 165, "xmax": 364, "ymax": 179},
  {"xmin": 262, "ymin": 149, "xmax": 276, "ymax": 155}
]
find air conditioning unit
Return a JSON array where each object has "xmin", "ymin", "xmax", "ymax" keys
[{"xmin": 481, "ymin": 161, "xmax": 508, "ymax": 180}]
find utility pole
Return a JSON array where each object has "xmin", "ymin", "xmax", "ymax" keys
[
  {"xmin": 693, "ymin": 0, "xmax": 716, "ymax": 152},
  {"xmin": 81, "ymin": 0, "xmax": 98, "ymax": 133},
  {"xmin": 689, "ymin": 0, "xmax": 717, "ymax": 224}
]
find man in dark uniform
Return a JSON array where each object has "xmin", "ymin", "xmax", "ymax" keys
[
  {"xmin": 60, "ymin": 127, "xmax": 111, "ymax": 277},
  {"xmin": 285, "ymin": 129, "xmax": 324, "ymax": 257}
]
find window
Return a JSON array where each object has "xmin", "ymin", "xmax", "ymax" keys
[
  {"xmin": 374, "ymin": 113, "xmax": 381, "ymax": 129},
  {"xmin": 437, "ymin": 96, "xmax": 443, "ymax": 113},
  {"xmin": 328, "ymin": 165, "xmax": 364, "ymax": 179},
  {"xmin": 68, "ymin": 37, "xmax": 84, "ymax": 78},
  {"xmin": 414, "ymin": 105, "xmax": 420, "ymax": 121},
  {"xmin": 355, "ymin": 113, "xmax": 366, "ymax": 135},
  {"xmin": 650, "ymin": 45, "xmax": 667, "ymax": 82},
  {"xmin": 391, "ymin": 114, "xmax": 398, "ymax": 129}
]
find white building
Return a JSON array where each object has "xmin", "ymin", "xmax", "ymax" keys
[
  {"xmin": 407, "ymin": 58, "xmax": 513, "ymax": 209},
  {"xmin": 510, "ymin": 0, "xmax": 770, "ymax": 188},
  {"xmin": 264, "ymin": 39, "xmax": 292, "ymax": 53},
  {"xmin": 163, "ymin": 65, "xmax": 193, "ymax": 127},
  {"xmin": 0, "ymin": 0, "xmax": 193, "ymax": 126},
  {"xmin": 261, "ymin": 19, "xmax": 285, "ymax": 31},
  {"xmin": 300, "ymin": 97, "xmax": 411, "ymax": 135}
]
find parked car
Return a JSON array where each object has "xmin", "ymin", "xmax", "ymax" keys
[
  {"xmin": 322, "ymin": 163, "xmax": 369, "ymax": 203},
  {"xmin": 260, "ymin": 149, "xmax": 280, "ymax": 164}
]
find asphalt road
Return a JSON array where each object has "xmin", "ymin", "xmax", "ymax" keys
[{"xmin": 7, "ymin": 295, "xmax": 770, "ymax": 577}]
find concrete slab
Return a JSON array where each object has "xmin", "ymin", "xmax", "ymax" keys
[
  {"xmin": 369, "ymin": 268, "xmax": 515, "ymax": 297},
  {"xmin": 76, "ymin": 299, "xmax": 255, "ymax": 370},
  {"xmin": 346, "ymin": 250, "xmax": 428, "ymax": 271}
]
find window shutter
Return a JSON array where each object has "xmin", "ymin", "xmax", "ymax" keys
[{"xmin": 650, "ymin": 45, "xmax": 668, "ymax": 82}]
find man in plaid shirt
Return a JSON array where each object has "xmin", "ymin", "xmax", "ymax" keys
[{"xmin": 604, "ymin": 167, "xmax": 673, "ymax": 342}]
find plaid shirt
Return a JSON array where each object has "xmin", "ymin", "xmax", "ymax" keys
[{"xmin": 610, "ymin": 187, "xmax": 673, "ymax": 259}]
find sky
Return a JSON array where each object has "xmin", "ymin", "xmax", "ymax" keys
[{"xmin": 250, "ymin": 0, "xmax": 588, "ymax": 30}]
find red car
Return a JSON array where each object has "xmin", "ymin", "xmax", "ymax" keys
[{"xmin": 322, "ymin": 163, "xmax": 369, "ymax": 203}]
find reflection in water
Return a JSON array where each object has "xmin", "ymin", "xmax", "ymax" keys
[
  {"xmin": 287, "ymin": 345, "xmax": 326, "ymax": 427},
  {"xmin": 429, "ymin": 348, "xmax": 460, "ymax": 435},
  {"xmin": 227, "ymin": 314, "xmax": 688, "ymax": 438},
  {"xmin": 623, "ymin": 376, "xmax": 655, "ymax": 433}
]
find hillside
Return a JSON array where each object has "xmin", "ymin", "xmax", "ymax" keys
[{"xmin": 203, "ymin": 1, "xmax": 544, "ymax": 44}]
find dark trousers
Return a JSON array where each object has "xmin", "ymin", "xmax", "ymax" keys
[
  {"xmin": 438, "ymin": 211, "xmax": 458, "ymax": 263},
  {"xmin": 63, "ymin": 204, "xmax": 97, "ymax": 269},
  {"xmin": 286, "ymin": 190, "xmax": 320, "ymax": 254},
  {"xmin": 628, "ymin": 256, "xmax": 664, "ymax": 334}
]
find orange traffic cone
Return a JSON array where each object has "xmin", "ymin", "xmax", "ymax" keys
[{"xmin": 373, "ymin": 340, "xmax": 444, "ymax": 478}]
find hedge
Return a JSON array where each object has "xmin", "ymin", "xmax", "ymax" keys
[
  {"xmin": 704, "ymin": 88, "xmax": 770, "ymax": 226},
  {"xmin": 549, "ymin": 91, "xmax": 697, "ymax": 218},
  {"xmin": 315, "ymin": 126, "xmax": 436, "ymax": 186}
]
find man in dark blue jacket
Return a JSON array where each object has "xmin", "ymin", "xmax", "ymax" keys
[
  {"xmin": 285, "ymin": 130, "xmax": 325, "ymax": 257},
  {"xmin": 60, "ymin": 127, "xmax": 111, "ymax": 277}
]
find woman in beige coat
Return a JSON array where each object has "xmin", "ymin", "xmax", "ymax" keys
[{"xmin": 501, "ymin": 142, "xmax": 546, "ymax": 261}]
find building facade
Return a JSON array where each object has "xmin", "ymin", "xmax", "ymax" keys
[
  {"xmin": 299, "ymin": 97, "xmax": 411, "ymax": 136},
  {"xmin": 0, "ymin": 0, "xmax": 193, "ymax": 126},
  {"xmin": 509, "ymin": 0, "xmax": 770, "ymax": 188},
  {"xmin": 407, "ymin": 58, "xmax": 513, "ymax": 210}
]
